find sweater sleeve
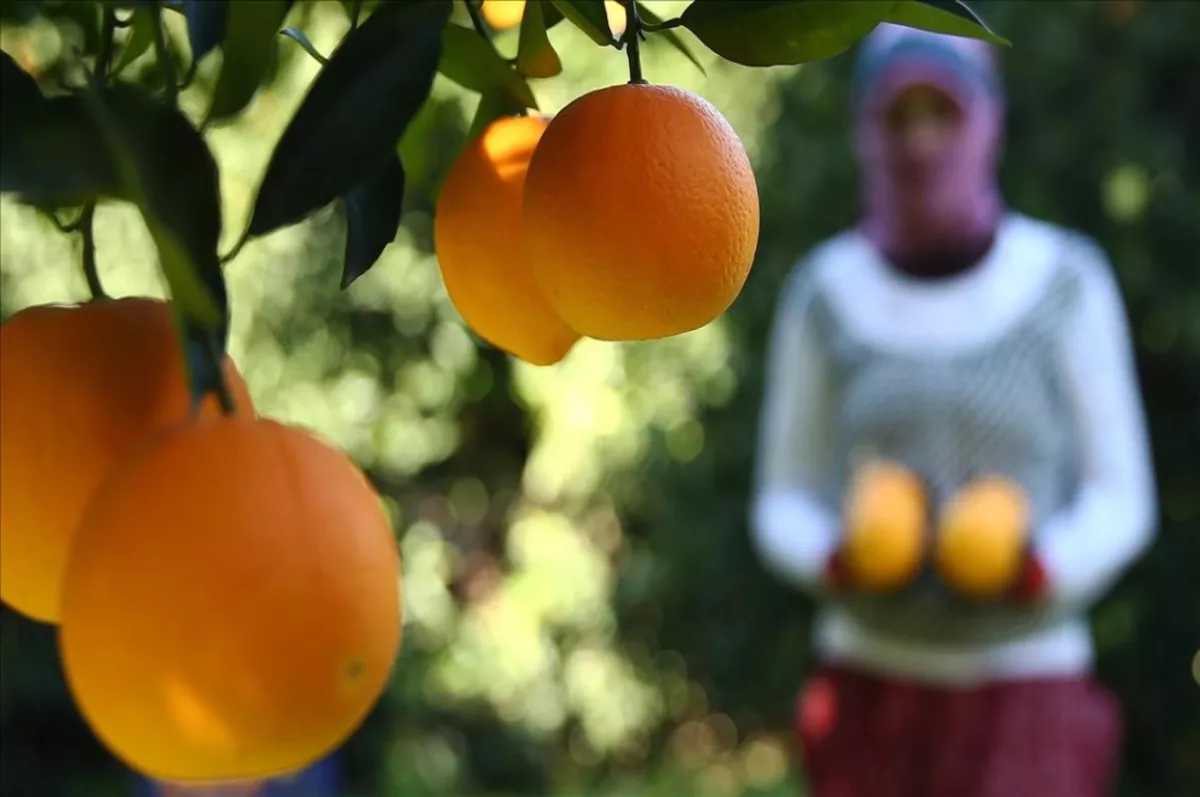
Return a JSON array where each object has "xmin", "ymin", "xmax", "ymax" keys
[
  {"xmin": 749, "ymin": 265, "xmax": 843, "ymax": 595},
  {"xmin": 1035, "ymin": 236, "xmax": 1158, "ymax": 611}
]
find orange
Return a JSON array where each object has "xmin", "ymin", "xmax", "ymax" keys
[
  {"xmin": 522, "ymin": 82, "xmax": 760, "ymax": 341},
  {"xmin": 482, "ymin": 1, "xmax": 627, "ymax": 36},
  {"xmin": 434, "ymin": 114, "xmax": 581, "ymax": 365},
  {"xmin": 935, "ymin": 475, "xmax": 1031, "ymax": 599},
  {"xmin": 841, "ymin": 460, "xmax": 928, "ymax": 592},
  {"xmin": 481, "ymin": 0, "xmax": 525, "ymax": 30},
  {"xmin": 59, "ymin": 415, "xmax": 403, "ymax": 783},
  {"xmin": 0, "ymin": 297, "xmax": 253, "ymax": 625}
]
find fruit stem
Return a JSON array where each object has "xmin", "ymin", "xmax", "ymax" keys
[
  {"xmin": 97, "ymin": 7, "xmax": 117, "ymax": 79},
  {"xmin": 78, "ymin": 202, "xmax": 108, "ymax": 301},
  {"xmin": 202, "ymin": 330, "xmax": 237, "ymax": 415},
  {"xmin": 348, "ymin": 0, "xmax": 364, "ymax": 31},
  {"xmin": 465, "ymin": 0, "xmax": 528, "ymax": 118},
  {"xmin": 219, "ymin": 228, "xmax": 250, "ymax": 266},
  {"xmin": 620, "ymin": 1, "xmax": 647, "ymax": 85},
  {"xmin": 466, "ymin": 0, "xmax": 497, "ymax": 49}
]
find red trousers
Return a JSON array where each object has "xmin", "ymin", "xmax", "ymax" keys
[{"xmin": 793, "ymin": 664, "xmax": 1123, "ymax": 797}]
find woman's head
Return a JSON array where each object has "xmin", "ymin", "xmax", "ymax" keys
[{"xmin": 851, "ymin": 24, "xmax": 1005, "ymax": 258}]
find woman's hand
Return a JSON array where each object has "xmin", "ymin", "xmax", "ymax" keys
[{"xmin": 1009, "ymin": 547, "xmax": 1050, "ymax": 604}]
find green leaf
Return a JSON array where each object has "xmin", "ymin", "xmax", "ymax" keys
[
  {"xmin": 247, "ymin": 0, "xmax": 451, "ymax": 238},
  {"xmin": 0, "ymin": 96, "xmax": 120, "ymax": 207},
  {"xmin": 680, "ymin": 0, "xmax": 888, "ymax": 67},
  {"xmin": 884, "ymin": 0, "xmax": 1010, "ymax": 47},
  {"xmin": 543, "ymin": 3, "xmax": 565, "ymax": 29},
  {"xmin": 206, "ymin": 0, "xmax": 290, "ymax": 123},
  {"xmin": 82, "ymin": 81, "xmax": 226, "ymax": 330},
  {"xmin": 338, "ymin": 0, "xmax": 384, "ymax": 25},
  {"xmin": 439, "ymin": 23, "xmax": 538, "ymax": 109},
  {"xmin": 112, "ymin": 5, "xmax": 157, "ymax": 76},
  {"xmin": 279, "ymin": 25, "xmax": 329, "ymax": 65},
  {"xmin": 551, "ymin": 0, "xmax": 616, "ymax": 47},
  {"xmin": 467, "ymin": 90, "xmax": 526, "ymax": 140},
  {"xmin": 0, "ymin": 1, "xmax": 44, "ymax": 25},
  {"xmin": 0, "ymin": 48, "xmax": 43, "ymax": 109},
  {"xmin": 637, "ymin": 2, "xmax": 705, "ymax": 76},
  {"xmin": 183, "ymin": 0, "xmax": 227, "ymax": 63},
  {"xmin": 1, "ymin": 55, "xmax": 119, "ymax": 206},
  {"xmin": 517, "ymin": 0, "xmax": 562, "ymax": 79},
  {"xmin": 341, "ymin": 153, "xmax": 405, "ymax": 288}
]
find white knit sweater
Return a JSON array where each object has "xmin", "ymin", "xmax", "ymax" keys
[{"xmin": 750, "ymin": 213, "xmax": 1157, "ymax": 687}]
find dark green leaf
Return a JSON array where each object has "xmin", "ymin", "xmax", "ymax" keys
[
  {"xmin": 247, "ymin": 0, "xmax": 451, "ymax": 238},
  {"xmin": 551, "ymin": 0, "xmax": 616, "ymax": 47},
  {"xmin": 680, "ymin": 0, "xmax": 887, "ymax": 67},
  {"xmin": 112, "ymin": 5, "xmax": 156, "ymax": 76},
  {"xmin": 467, "ymin": 90, "xmax": 526, "ymax": 140},
  {"xmin": 543, "ymin": 3, "xmax": 565, "ymax": 29},
  {"xmin": 0, "ymin": 50, "xmax": 225, "ymax": 327},
  {"xmin": 341, "ymin": 153, "xmax": 405, "ymax": 287},
  {"xmin": 517, "ymin": 0, "xmax": 562, "ymax": 79},
  {"xmin": 0, "ymin": 1, "xmax": 44, "ymax": 25},
  {"xmin": 0, "ymin": 61, "xmax": 119, "ymax": 206},
  {"xmin": 338, "ymin": 0, "xmax": 383, "ymax": 25},
  {"xmin": 0, "ymin": 96, "xmax": 118, "ymax": 206},
  {"xmin": 0, "ymin": 48, "xmax": 42, "ymax": 108},
  {"xmin": 82, "ymin": 81, "xmax": 225, "ymax": 329},
  {"xmin": 637, "ymin": 2, "xmax": 705, "ymax": 76},
  {"xmin": 884, "ymin": 0, "xmax": 1010, "ymax": 46},
  {"xmin": 183, "ymin": 0, "xmax": 226, "ymax": 62},
  {"xmin": 206, "ymin": 0, "xmax": 290, "ymax": 123},
  {"xmin": 439, "ymin": 23, "xmax": 538, "ymax": 109},
  {"xmin": 279, "ymin": 26, "xmax": 328, "ymax": 65}
]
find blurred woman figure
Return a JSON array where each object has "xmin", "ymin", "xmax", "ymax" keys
[{"xmin": 750, "ymin": 23, "xmax": 1156, "ymax": 797}]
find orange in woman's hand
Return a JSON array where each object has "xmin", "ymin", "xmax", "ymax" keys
[
  {"xmin": 841, "ymin": 460, "xmax": 929, "ymax": 592},
  {"xmin": 936, "ymin": 476, "xmax": 1032, "ymax": 600}
]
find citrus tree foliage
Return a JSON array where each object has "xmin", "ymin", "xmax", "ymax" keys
[{"xmin": 0, "ymin": 0, "xmax": 1000, "ymax": 400}]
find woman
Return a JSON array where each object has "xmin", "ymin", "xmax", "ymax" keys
[{"xmin": 750, "ymin": 23, "xmax": 1157, "ymax": 797}]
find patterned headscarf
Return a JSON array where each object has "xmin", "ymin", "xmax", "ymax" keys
[{"xmin": 851, "ymin": 23, "xmax": 1006, "ymax": 257}]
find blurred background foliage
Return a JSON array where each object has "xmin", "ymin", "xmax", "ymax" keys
[{"xmin": 1, "ymin": 1, "xmax": 1197, "ymax": 796}]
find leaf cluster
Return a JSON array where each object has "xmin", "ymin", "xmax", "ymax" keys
[{"xmin": 0, "ymin": 0, "xmax": 1003, "ymax": 379}]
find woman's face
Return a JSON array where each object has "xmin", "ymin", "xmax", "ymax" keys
[{"xmin": 881, "ymin": 84, "xmax": 964, "ymax": 181}]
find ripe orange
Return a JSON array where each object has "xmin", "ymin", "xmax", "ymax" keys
[
  {"xmin": 841, "ymin": 460, "xmax": 929, "ymax": 592},
  {"xmin": 0, "ymin": 297, "xmax": 253, "ymax": 625},
  {"xmin": 522, "ymin": 82, "xmax": 760, "ymax": 341},
  {"xmin": 434, "ymin": 114, "xmax": 581, "ymax": 365},
  {"xmin": 59, "ymin": 415, "xmax": 403, "ymax": 783},
  {"xmin": 482, "ymin": 1, "xmax": 627, "ymax": 36},
  {"xmin": 481, "ymin": 0, "xmax": 525, "ymax": 30},
  {"xmin": 935, "ymin": 475, "xmax": 1032, "ymax": 599}
]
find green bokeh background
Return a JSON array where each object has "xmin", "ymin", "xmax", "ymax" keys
[{"xmin": 1, "ymin": 2, "xmax": 1197, "ymax": 796}]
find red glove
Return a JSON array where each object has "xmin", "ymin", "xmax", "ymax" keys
[
  {"xmin": 1011, "ymin": 550, "xmax": 1049, "ymax": 603},
  {"xmin": 824, "ymin": 548, "xmax": 852, "ymax": 592}
]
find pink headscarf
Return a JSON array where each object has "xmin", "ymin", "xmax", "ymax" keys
[{"xmin": 852, "ymin": 23, "xmax": 1006, "ymax": 258}]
